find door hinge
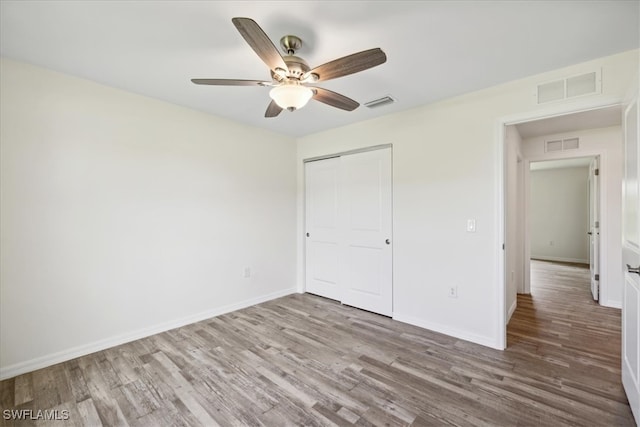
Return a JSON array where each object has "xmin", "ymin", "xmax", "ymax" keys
[
  {"xmin": 595, "ymin": 168, "xmax": 599, "ymax": 176},
  {"xmin": 502, "ymin": 243, "xmax": 505, "ymax": 250},
  {"xmin": 595, "ymin": 274, "xmax": 600, "ymax": 281}
]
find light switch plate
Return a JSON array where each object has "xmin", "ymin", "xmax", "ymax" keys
[{"xmin": 467, "ymin": 219, "xmax": 476, "ymax": 233}]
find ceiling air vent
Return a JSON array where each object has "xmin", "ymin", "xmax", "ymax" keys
[
  {"xmin": 535, "ymin": 69, "xmax": 601, "ymax": 105},
  {"xmin": 364, "ymin": 95, "xmax": 396, "ymax": 109}
]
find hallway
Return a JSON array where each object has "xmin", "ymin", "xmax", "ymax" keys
[{"xmin": 507, "ymin": 259, "xmax": 633, "ymax": 424}]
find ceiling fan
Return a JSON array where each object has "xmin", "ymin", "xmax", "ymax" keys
[{"xmin": 191, "ymin": 17, "xmax": 387, "ymax": 118}]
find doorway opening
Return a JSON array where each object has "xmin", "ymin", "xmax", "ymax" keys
[
  {"xmin": 499, "ymin": 103, "xmax": 623, "ymax": 350},
  {"xmin": 528, "ymin": 156, "xmax": 599, "ymax": 302}
]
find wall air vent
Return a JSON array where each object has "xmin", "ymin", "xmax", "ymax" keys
[
  {"xmin": 562, "ymin": 137, "xmax": 579, "ymax": 150},
  {"xmin": 364, "ymin": 95, "xmax": 396, "ymax": 109},
  {"xmin": 545, "ymin": 137, "xmax": 579, "ymax": 153},
  {"xmin": 545, "ymin": 140, "xmax": 563, "ymax": 152},
  {"xmin": 535, "ymin": 70, "xmax": 601, "ymax": 105},
  {"xmin": 567, "ymin": 72, "xmax": 597, "ymax": 98},
  {"xmin": 538, "ymin": 81, "xmax": 565, "ymax": 104}
]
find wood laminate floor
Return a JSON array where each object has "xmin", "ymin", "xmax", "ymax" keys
[{"xmin": 1, "ymin": 260, "xmax": 634, "ymax": 426}]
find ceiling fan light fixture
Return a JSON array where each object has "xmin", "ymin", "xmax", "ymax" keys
[
  {"xmin": 269, "ymin": 83, "xmax": 313, "ymax": 111},
  {"xmin": 192, "ymin": 18, "xmax": 387, "ymax": 118}
]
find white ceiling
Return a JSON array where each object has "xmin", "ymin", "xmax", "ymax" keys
[
  {"xmin": 515, "ymin": 105, "xmax": 623, "ymax": 139},
  {"xmin": 1, "ymin": 1, "xmax": 638, "ymax": 137}
]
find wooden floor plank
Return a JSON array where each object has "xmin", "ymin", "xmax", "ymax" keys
[{"xmin": 0, "ymin": 260, "xmax": 634, "ymax": 425}]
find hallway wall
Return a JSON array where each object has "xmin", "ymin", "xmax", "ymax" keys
[
  {"xmin": 530, "ymin": 166, "xmax": 590, "ymax": 263},
  {"xmin": 522, "ymin": 126, "xmax": 623, "ymax": 307}
]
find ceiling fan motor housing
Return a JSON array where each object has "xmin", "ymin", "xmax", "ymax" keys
[
  {"xmin": 283, "ymin": 55, "xmax": 310, "ymax": 79},
  {"xmin": 277, "ymin": 35, "xmax": 311, "ymax": 80}
]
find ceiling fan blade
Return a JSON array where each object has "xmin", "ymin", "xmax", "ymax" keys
[
  {"xmin": 191, "ymin": 79, "xmax": 270, "ymax": 86},
  {"xmin": 232, "ymin": 17, "xmax": 288, "ymax": 72},
  {"xmin": 307, "ymin": 48, "xmax": 387, "ymax": 82},
  {"xmin": 311, "ymin": 87, "xmax": 359, "ymax": 111},
  {"xmin": 265, "ymin": 100, "xmax": 283, "ymax": 118}
]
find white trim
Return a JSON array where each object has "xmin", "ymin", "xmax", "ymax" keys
[
  {"xmin": 507, "ymin": 299, "xmax": 518, "ymax": 323},
  {"xmin": 0, "ymin": 287, "xmax": 297, "ymax": 381},
  {"xmin": 523, "ymin": 158, "xmax": 532, "ymax": 294},
  {"xmin": 303, "ymin": 143, "xmax": 392, "ymax": 163},
  {"xmin": 299, "ymin": 160, "xmax": 307, "ymax": 295},
  {"xmin": 605, "ymin": 299, "xmax": 622, "ymax": 309},
  {"xmin": 496, "ymin": 98, "xmax": 623, "ymax": 351},
  {"xmin": 495, "ymin": 120, "xmax": 507, "ymax": 349},
  {"xmin": 531, "ymin": 256, "xmax": 590, "ymax": 264},
  {"xmin": 517, "ymin": 155, "xmax": 526, "ymax": 295},
  {"xmin": 393, "ymin": 313, "xmax": 500, "ymax": 350}
]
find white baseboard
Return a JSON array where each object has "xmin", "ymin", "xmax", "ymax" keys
[
  {"xmin": 393, "ymin": 313, "xmax": 500, "ymax": 350},
  {"xmin": 603, "ymin": 299, "xmax": 622, "ymax": 309},
  {"xmin": 0, "ymin": 287, "xmax": 296, "ymax": 380},
  {"xmin": 531, "ymin": 256, "xmax": 589, "ymax": 264},
  {"xmin": 507, "ymin": 299, "xmax": 517, "ymax": 323}
]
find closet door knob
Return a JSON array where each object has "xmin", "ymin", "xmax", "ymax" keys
[{"xmin": 385, "ymin": 239, "xmax": 391, "ymax": 245}]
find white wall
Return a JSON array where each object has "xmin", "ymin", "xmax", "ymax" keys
[
  {"xmin": 522, "ymin": 126, "xmax": 623, "ymax": 307},
  {"xmin": 1, "ymin": 49, "xmax": 636, "ymax": 376},
  {"xmin": 297, "ymin": 49, "xmax": 638, "ymax": 348},
  {"xmin": 530, "ymin": 167, "xmax": 590, "ymax": 263},
  {"xmin": 505, "ymin": 126, "xmax": 524, "ymax": 321},
  {"xmin": 0, "ymin": 59, "xmax": 297, "ymax": 378}
]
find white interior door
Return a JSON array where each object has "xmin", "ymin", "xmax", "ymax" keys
[
  {"xmin": 340, "ymin": 148, "xmax": 393, "ymax": 316},
  {"xmin": 622, "ymin": 98, "xmax": 640, "ymax": 422},
  {"xmin": 589, "ymin": 157, "xmax": 600, "ymax": 301},
  {"xmin": 305, "ymin": 157, "xmax": 341, "ymax": 301},
  {"xmin": 304, "ymin": 147, "xmax": 393, "ymax": 317}
]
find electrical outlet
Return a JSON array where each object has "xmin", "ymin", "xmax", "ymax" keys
[
  {"xmin": 448, "ymin": 286, "xmax": 458, "ymax": 298},
  {"xmin": 243, "ymin": 267, "xmax": 251, "ymax": 278}
]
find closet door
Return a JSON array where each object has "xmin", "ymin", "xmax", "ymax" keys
[
  {"xmin": 340, "ymin": 148, "xmax": 392, "ymax": 316},
  {"xmin": 304, "ymin": 147, "xmax": 393, "ymax": 317},
  {"xmin": 304, "ymin": 157, "xmax": 342, "ymax": 301}
]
